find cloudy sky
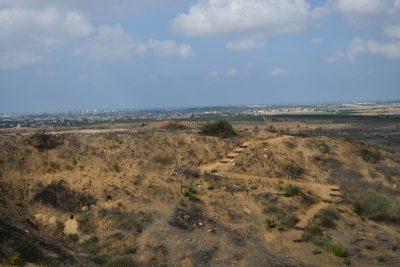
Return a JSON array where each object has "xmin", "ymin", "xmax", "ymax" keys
[{"xmin": 1, "ymin": 0, "xmax": 400, "ymax": 113}]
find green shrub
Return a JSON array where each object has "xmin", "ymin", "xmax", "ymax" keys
[
  {"xmin": 152, "ymin": 155, "xmax": 174, "ymax": 166},
  {"xmin": 81, "ymin": 236, "xmax": 100, "ymax": 254},
  {"xmin": 319, "ymin": 143, "xmax": 330, "ymax": 154},
  {"xmin": 13, "ymin": 240, "xmax": 42, "ymax": 263},
  {"xmin": 90, "ymin": 254, "xmax": 108, "ymax": 265},
  {"xmin": 110, "ymin": 162, "xmax": 121, "ymax": 172},
  {"xmin": 284, "ymin": 141, "xmax": 296, "ymax": 149},
  {"xmin": 284, "ymin": 184, "xmax": 301, "ymax": 197},
  {"xmin": 33, "ymin": 180, "xmax": 96, "ymax": 213},
  {"xmin": 266, "ymin": 214, "xmax": 299, "ymax": 231},
  {"xmin": 265, "ymin": 218, "xmax": 285, "ymax": 231},
  {"xmin": 316, "ymin": 208, "xmax": 339, "ymax": 228},
  {"xmin": 161, "ymin": 121, "xmax": 190, "ymax": 131},
  {"xmin": 184, "ymin": 181, "xmax": 199, "ymax": 201},
  {"xmin": 359, "ymin": 148, "xmax": 381, "ymax": 163},
  {"xmin": 104, "ymin": 255, "xmax": 137, "ymax": 267},
  {"xmin": 78, "ymin": 212, "xmax": 95, "ymax": 234},
  {"xmin": 200, "ymin": 120, "xmax": 237, "ymax": 138},
  {"xmin": 353, "ymin": 192, "xmax": 399, "ymax": 223},
  {"xmin": 330, "ymin": 243, "xmax": 347, "ymax": 257},
  {"xmin": 8, "ymin": 252, "xmax": 22, "ymax": 265},
  {"xmin": 304, "ymin": 224, "xmax": 331, "ymax": 248},
  {"xmin": 29, "ymin": 132, "xmax": 60, "ymax": 151},
  {"xmin": 281, "ymin": 214, "xmax": 299, "ymax": 228}
]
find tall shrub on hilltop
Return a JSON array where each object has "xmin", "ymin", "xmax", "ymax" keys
[{"xmin": 200, "ymin": 119, "xmax": 237, "ymax": 138}]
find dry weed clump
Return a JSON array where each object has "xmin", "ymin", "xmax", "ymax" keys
[
  {"xmin": 200, "ymin": 120, "xmax": 237, "ymax": 138},
  {"xmin": 33, "ymin": 180, "xmax": 96, "ymax": 213},
  {"xmin": 28, "ymin": 132, "xmax": 61, "ymax": 151},
  {"xmin": 161, "ymin": 121, "xmax": 192, "ymax": 131}
]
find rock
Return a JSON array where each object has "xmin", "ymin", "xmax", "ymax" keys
[
  {"xmin": 343, "ymin": 259, "xmax": 351, "ymax": 265},
  {"xmin": 312, "ymin": 249, "xmax": 322, "ymax": 255},
  {"xmin": 81, "ymin": 206, "xmax": 88, "ymax": 212},
  {"xmin": 169, "ymin": 202, "xmax": 209, "ymax": 231},
  {"xmin": 243, "ymin": 207, "xmax": 251, "ymax": 215}
]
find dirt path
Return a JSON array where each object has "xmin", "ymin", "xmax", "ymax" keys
[
  {"xmin": 295, "ymin": 202, "xmax": 329, "ymax": 230},
  {"xmin": 200, "ymin": 136, "xmax": 342, "ymax": 243}
]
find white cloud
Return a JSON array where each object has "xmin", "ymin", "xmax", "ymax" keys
[
  {"xmin": 347, "ymin": 38, "xmax": 400, "ymax": 60},
  {"xmin": 0, "ymin": 6, "xmax": 95, "ymax": 68},
  {"xmin": 171, "ymin": 0, "xmax": 310, "ymax": 37},
  {"xmin": 75, "ymin": 24, "xmax": 147, "ymax": 63},
  {"xmin": 147, "ymin": 39, "xmax": 194, "ymax": 58},
  {"xmin": 207, "ymin": 70, "xmax": 219, "ymax": 77},
  {"xmin": 227, "ymin": 69, "xmax": 238, "ymax": 76},
  {"xmin": 0, "ymin": 1, "xmax": 182, "ymax": 16},
  {"xmin": 226, "ymin": 36, "xmax": 266, "ymax": 51},
  {"xmin": 64, "ymin": 11, "xmax": 95, "ymax": 37},
  {"xmin": 75, "ymin": 25, "xmax": 194, "ymax": 63},
  {"xmin": 311, "ymin": 38, "xmax": 323, "ymax": 45},
  {"xmin": 0, "ymin": 50, "xmax": 44, "ymax": 69},
  {"xmin": 326, "ymin": 51, "xmax": 345, "ymax": 63},
  {"xmin": 385, "ymin": 24, "xmax": 400, "ymax": 39},
  {"xmin": 396, "ymin": 0, "xmax": 400, "ymax": 8},
  {"xmin": 335, "ymin": 0, "xmax": 388, "ymax": 15},
  {"xmin": 271, "ymin": 68, "xmax": 288, "ymax": 76}
]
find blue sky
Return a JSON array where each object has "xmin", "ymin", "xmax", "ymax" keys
[{"xmin": 0, "ymin": 0, "xmax": 399, "ymax": 113}]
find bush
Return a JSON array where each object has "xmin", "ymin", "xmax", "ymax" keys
[
  {"xmin": 33, "ymin": 180, "xmax": 96, "ymax": 213},
  {"xmin": 265, "ymin": 215, "xmax": 299, "ymax": 231},
  {"xmin": 285, "ymin": 164, "xmax": 304, "ymax": 179},
  {"xmin": 200, "ymin": 120, "xmax": 237, "ymax": 138},
  {"xmin": 176, "ymin": 167, "xmax": 200, "ymax": 178},
  {"xmin": 284, "ymin": 184, "xmax": 301, "ymax": 197},
  {"xmin": 330, "ymin": 243, "xmax": 347, "ymax": 257},
  {"xmin": 81, "ymin": 236, "xmax": 100, "ymax": 254},
  {"xmin": 353, "ymin": 192, "xmax": 398, "ymax": 223},
  {"xmin": 109, "ymin": 161, "xmax": 121, "ymax": 172},
  {"xmin": 316, "ymin": 208, "xmax": 339, "ymax": 228},
  {"xmin": 152, "ymin": 156, "xmax": 174, "ymax": 166},
  {"xmin": 29, "ymin": 132, "xmax": 60, "ymax": 151},
  {"xmin": 104, "ymin": 255, "xmax": 137, "ymax": 267},
  {"xmin": 304, "ymin": 224, "xmax": 331, "ymax": 248},
  {"xmin": 184, "ymin": 181, "xmax": 199, "ymax": 201},
  {"xmin": 78, "ymin": 212, "xmax": 95, "ymax": 234},
  {"xmin": 280, "ymin": 214, "xmax": 299, "ymax": 228},
  {"xmin": 161, "ymin": 121, "xmax": 190, "ymax": 131},
  {"xmin": 319, "ymin": 143, "xmax": 330, "ymax": 154},
  {"xmin": 13, "ymin": 240, "xmax": 42, "ymax": 264},
  {"xmin": 359, "ymin": 148, "xmax": 381, "ymax": 163},
  {"xmin": 98, "ymin": 208, "xmax": 152, "ymax": 233},
  {"xmin": 284, "ymin": 141, "xmax": 296, "ymax": 149}
]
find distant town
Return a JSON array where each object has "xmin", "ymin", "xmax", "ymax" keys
[{"xmin": 1, "ymin": 100, "xmax": 400, "ymax": 128}]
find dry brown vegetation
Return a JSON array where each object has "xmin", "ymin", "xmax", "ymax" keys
[{"xmin": 0, "ymin": 124, "xmax": 399, "ymax": 266}]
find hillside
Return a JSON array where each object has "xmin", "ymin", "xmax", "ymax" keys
[{"xmin": 0, "ymin": 126, "xmax": 399, "ymax": 266}]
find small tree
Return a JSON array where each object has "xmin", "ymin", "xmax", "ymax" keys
[{"xmin": 200, "ymin": 120, "xmax": 237, "ymax": 138}]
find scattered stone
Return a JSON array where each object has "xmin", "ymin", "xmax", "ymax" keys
[
  {"xmin": 343, "ymin": 258, "xmax": 351, "ymax": 265},
  {"xmin": 243, "ymin": 207, "xmax": 251, "ymax": 215},
  {"xmin": 169, "ymin": 202, "xmax": 208, "ymax": 231},
  {"xmin": 312, "ymin": 249, "xmax": 322, "ymax": 255}
]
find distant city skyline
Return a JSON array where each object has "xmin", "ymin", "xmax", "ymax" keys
[{"xmin": 1, "ymin": 0, "xmax": 400, "ymax": 113}]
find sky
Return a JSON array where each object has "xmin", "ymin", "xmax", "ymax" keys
[{"xmin": 0, "ymin": 0, "xmax": 400, "ymax": 113}]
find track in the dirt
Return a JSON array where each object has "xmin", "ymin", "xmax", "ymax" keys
[{"xmin": 200, "ymin": 137, "xmax": 342, "ymax": 241}]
